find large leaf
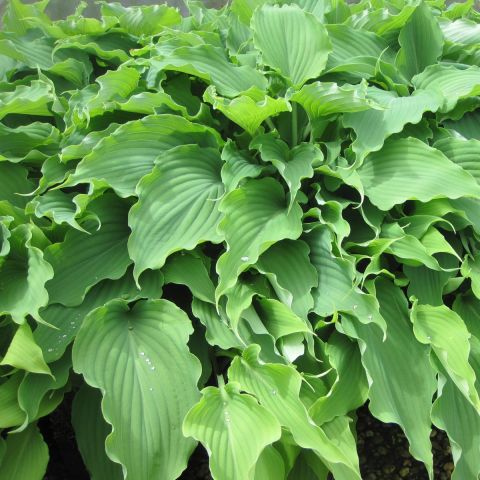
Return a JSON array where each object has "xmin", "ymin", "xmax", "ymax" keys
[
  {"xmin": 252, "ymin": 4, "xmax": 331, "ymax": 87},
  {"xmin": 250, "ymin": 134, "xmax": 319, "ymax": 210},
  {"xmin": 204, "ymin": 86, "xmax": 290, "ymax": 135},
  {"xmin": 343, "ymin": 88, "xmax": 442, "ymax": 160},
  {"xmin": 357, "ymin": 137, "xmax": 480, "ymax": 211},
  {"xmin": 183, "ymin": 382, "xmax": 281, "ymax": 480},
  {"xmin": 149, "ymin": 44, "xmax": 267, "ymax": 97},
  {"xmin": 229, "ymin": 345, "xmax": 362, "ymax": 479},
  {"xmin": 412, "ymin": 64, "xmax": 480, "ymax": 112},
  {"xmin": 73, "ymin": 299, "xmax": 201, "ymax": 480},
  {"xmin": 72, "ymin": 384, "xmax": 123, "ymax": 480},
  {"xmin": 63, "ymin": 115, "xmax": 221, "ymax": 197},
  {"xmin": 44, "ymin": 194, "xmax": 131, "ymax": 306},
  {"xmin": 216, "ymin": 178, "xmax": 303, "ymax": 300},
  {"xmin": 0, "ymin": 424, "xmax": 48, "ymax": 480},
  {"xmin": 341, "ymin": 279, "xmax": 436, "ymax": 476},
  {"xmin": 396, "ymin": 2, "xmax": 444, "ymax": 79},
  {"xmin": 129, "ymin": 145, "xmax": 224, "ymax": 282},
  {"xmin": 0, "ymin": 224, "xmax": 53, "ymax": 324},
  {"xmin": 255, "ymin": 239, "xmax": 317, "ymax": 320},
  {"xmin": 412, "ymin": 303, "xmax": 480, "ymax": 412}
]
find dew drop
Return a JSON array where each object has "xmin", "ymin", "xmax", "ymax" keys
[
  {"xmin": 271, "ymin": 389, "xmax": 277, "ymax": 396},
  {"xmin": 352, "ymin": 304, "xmax": 358, "ymax": 310},
  {"xmin": 47, "ymin": 348, "xmax": 53, "ymax": 352},
  {"xmin": 241, "ymin": 256, "xmax": 249, "ymax": 261},
  {"xmin": 70, "ymin": 321, "xmax": 75, "ymax": 326},
  {"xmin": 150, "ymin": 366, "xmax": 155, "ymax": 371},
  {"xmin": 140, "ymin": 352, "xmax": 145, "ymax": 356},
  {"xmin": 427, "ymin": 335, "xmax": 431, "ymax": 340},
  {"xmin": 128, "ymin": 325, "xmax": 134, "ymax": 330},
  {"xmin": 149, "ymin": 387, "xmax": 153, "ymax": 392},
  {"xmin": 62, "ymin": 334, "xmax": 67, "ymax": 338},
  {"xmin": 367, "ymin": 314, "xmax": 373, "ymax": 320}
]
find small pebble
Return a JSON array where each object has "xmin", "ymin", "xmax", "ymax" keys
[
  {"xmin": 443, "ymin": 462, "xmax": 454, "ymax": 472},
  {"xmin": 399, "ymin": 467, "xmax": 410, "ymax": 478}
]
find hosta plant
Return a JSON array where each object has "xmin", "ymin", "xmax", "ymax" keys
[{"xmin": 1, "ymin": 0, "xmax": 480, "ymax": 478}]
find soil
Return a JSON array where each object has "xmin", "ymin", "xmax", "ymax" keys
[{"xmin": 41, "ymin": 400, "xmax": 453, "ymax": 479}]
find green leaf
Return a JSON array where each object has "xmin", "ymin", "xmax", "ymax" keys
[
  {"xmin": 309, "ymin": 332, "xmax": 368, "ymax": 425},
  {"xmin": 256, "ymin": 239, "xmax": 317, "ymax": 320},
  {"xmin": 412, "ymin": 64, "xmax": 480, "ymax": 112},
  {"xmin": 0, "ymin": 424, "xmax": 48, "ymax": 480},
  {"xmin": 0, "ymin": 224, "xmax": 53, "ymax": 324},
  {"xmin": 1, "ymin": 323, "xmax": 51, "ymax": 376},
  {"xmin": 431, "ymin": 370, "xmax": 480, "ymax": 480},
  {"xmin": 325, "ymin": 24, "xmax": 389, "ymax": 79},
  {"xmin": 72, "ymin": 384, "xmax": 123, "ymax": 480},
  {"xmin": 341, "ymin": 279, "xmax": 436, "ymax": 476},
  {"xmin": 221, "ymin": 141, "xmax": 264, "ymax": 193},
  {"xmin": 0, "ymin": 163, "xmax": 35, "ymax": 209},
  {"xmin": 412, "ymin": 303, "xmax": 480, "ymax": 412},
  {"xmin": 229, "ymin": 345, "xmax": 362, "ymax": 479},
  {"xmin": 73, "ymin": 299, "xmax": 201, "ymax": 480},
  {"xmin": 149, "ymin": 44, "xmax": 267, "ymax": 97},
  {"xmin": 343, "ymin": 88, "xmax": 442, "ymax": 160},
  {"xmin": 357, "ymin": 137, "xmax": 480, "ymax": 211},
  {"xmin": 35, "ymin": 267, "xmax": 163, "ymax": 363},
  {"xmin": 252, "ymin": 4, "xmax": 331, "ymax": 87},
  {"xmin": 129, "ymin": 145, "xmax": 224, "ymax": 283},
  {"xmin": 306, "ymin": 226, "xmax": 386, "ymax": 330},
  {"xmin": 183, "ymin": 382, "xmax": 281, "ymax": 480},
  {"xmin": 256, "ymin": 298, "xmax": 311, "ymax": 340},
  {"xmin": 216, "ymin": 178, "xmax": 303, "ymax": 300},
  {"xmin": 290, "ymin": 81, "xmax": 373, "ymax": 121},
  {"xmin": 0, "ymin": 80, "xmax": 55, "ymax": 120},
  {"xmin": 163, "ymin": 251, "xmax": 216, "ymax": 304},
  {"xmin": 396, "ymin": 2, "xmax": 444, "ymax": 79},
  {"xmin": 434, "ymin": 137, "xmax": 480, "ymax": 184},
  {"xmin": 44, "ymin": 194, "xmax": 131, "ymax": 306},
  {"xmin": 192, "ymin": 298, "xmax": 243, "ymax": 350},
  {"xmin": 204, "ymin": 86, "xmax": 290, "ymax": 135},
  {"xmin": 17, "ymin": 355, "xmax": 71, "ymax": 428},
  {"xmin": 64, "ymin": 115, "xmax": 222, "ymax": 197},
  {"xmin": 101, "ymin": 3, "xmax": 181, "ymax": 36},
  {"xmin": 250, "ymin": 134, "xmax": 318, "ymax": 210}
]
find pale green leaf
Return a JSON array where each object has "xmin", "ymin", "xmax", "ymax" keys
[
  {"xmin": 216, "ymin": 178, "xmax": 303, "ymax": 300},
  {"xmin": 1, "ymin": 323, "xmax": 51, "ymax": 376},
  {"xmin": 396, "ymin": 2, "xmax": 444, "ymax": 79},
  {"xmin": 229, "ymin": 345, "xmax": 362, "ymax": 479},
  {"xmin": 0, "ymin": 424, "xmax": 48, "ymax": 480},
  {"xmin": 341, "ymin": 279, "xmax": 436, "ymax": 476},
  {"xmin": 64, "ymin": 115, "xmax": 221, "ymax": 197},
  {"xmin": 44, "ymin": 194, "xmax": 131, "ymax": 306},
  {"xmin": 343, "ymin": 88, "xmax": 442, "ymax": 160},
  {"xmin": 73, "ymin": 299, "xmax": 201, "ymax": 480},
  {"xmin": 0, "ymin": 224, "xmax": 53, "ymax": 324},
  {"xmin": 256, "ymin": 239, "xmax": 317, "ymax": 320},
  {"xmin": 183, "ymin": 382, "xmax": 281, "ymax": 480},
  {"xmin": 412, "ymin": 303, "xmax": 480, "ymax": 412},
  {"xmin": 252, "ymin": 4, "xmax": 331, "ymax": 87},
  {"xmin": 357, "ymin": 137, "xmax": 480, "ymax": 211},
  {"xmin": 129, "ymin": 145, "xmax": 224, "ymax": 282},
  {"xmin": 204, "ymin": 86, "xmax": 290, "ymax": 135}
]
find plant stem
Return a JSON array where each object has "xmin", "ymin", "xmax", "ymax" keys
[{"xmin": 265, "ymin": 118, "xmax": 276, "ymax": 132}]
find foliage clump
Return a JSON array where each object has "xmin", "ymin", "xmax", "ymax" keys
[{"xmin": 1, "ymin": 0, "xmax": 480, "ymax": 479}]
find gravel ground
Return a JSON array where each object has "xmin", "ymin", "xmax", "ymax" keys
[
  {"xmin": 356, "ymin": 405, "xmax": 453, "ymax": 480},
  {"xmin": 42, "ymin": 400, "xmax": 453, "ymax": 480}
]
